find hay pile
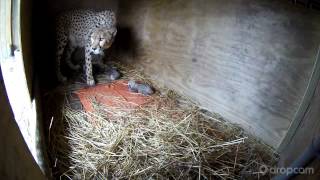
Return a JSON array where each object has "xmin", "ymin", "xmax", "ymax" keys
[{"xmin": 49, "ymin": 63, "xmax": 277, "ymax": 179}]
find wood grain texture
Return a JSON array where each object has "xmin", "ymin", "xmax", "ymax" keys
[{"xmin": 115, "ymin": 0, "xmax": 320, "ymax": 148}]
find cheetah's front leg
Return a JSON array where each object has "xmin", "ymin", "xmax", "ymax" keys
[{"xmin": 85, "ymin": 46, "xmax": 95, "ymax": 86}]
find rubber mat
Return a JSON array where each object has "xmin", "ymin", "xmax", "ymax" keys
[{"xmin": 75, "ymin": 80, "xmax": 151, "ymax": 113}]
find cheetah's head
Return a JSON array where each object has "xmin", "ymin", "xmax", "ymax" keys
[{"xmin": 90, "ymin": 27, "xmax": 117, "ymax": 55}]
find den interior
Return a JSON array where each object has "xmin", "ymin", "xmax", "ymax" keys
[{"xmin": 1, "ymin": 0, "xmax": 320, "ymax": 179}]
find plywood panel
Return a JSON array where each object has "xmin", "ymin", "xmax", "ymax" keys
[{"xmin": 116, "ymin": 0, "xmax": 320, "ymax": 148}]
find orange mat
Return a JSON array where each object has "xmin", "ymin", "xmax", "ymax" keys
[{"xmin": 75, "ymin": 80, "xmax": 152, "ymax": 113}]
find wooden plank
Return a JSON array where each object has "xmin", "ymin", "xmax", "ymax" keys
[
  {"xmin": 11, "ymin": 0, "xmax": 21, "ymax": 48},
  {"xmin": 0, "ymin": 0, "xmax": 12, "ymax": 60},
  {"xmin": 20, "ymin": 0, "xmax": 34, "ymax": 96},
  {"xmin": 278, "ymin": 47, "xmax": 320, "ymax": 152},
  {"xmin": 278, "ymin": 69, "xmax": 320, "ymax": 178},
  {"xmin": 0, "ymin": 69, "xmax": 45, "ymax": 179},
  {"xmin": 277, "ymin": 46, "xmax": 320, "ymax": 179},
  {"xmin": 115, "ymin": 0, "xmax": 320, "ymax": 148}
]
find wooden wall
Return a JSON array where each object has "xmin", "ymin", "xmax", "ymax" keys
[
  {"xmin": 45, "ymin": 0, "xmax": 118, "ymax": 17},
  {"xmin": 115, "ymin": 0, "xmax": 320, "ymax": 148}
]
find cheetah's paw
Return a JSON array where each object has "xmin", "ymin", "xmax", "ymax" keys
[
  {"xmin": 87, "ymin": 79, "xmax": 95, "ymax": 86},
  {"xmin": 72, "ymin": 64, "xmax": 81, "ymax": 70}
]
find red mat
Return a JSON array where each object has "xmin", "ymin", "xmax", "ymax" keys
[{"xmin": 75, "ymin": 80, "xmax": 151, "ymax": 113}]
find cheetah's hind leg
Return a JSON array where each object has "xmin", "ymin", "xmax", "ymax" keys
[
  {"xmin": 64, "ymin": 42, "xmax": 81, "ymax": 70},
  {"xmin": 55, "ymin": 29, "xmax": 68, "ymax": 83},
  {"xmin": 93, "ymin": 54, "xmax": 109, "ymax": 72}
]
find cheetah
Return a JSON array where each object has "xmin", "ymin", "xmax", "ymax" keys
[{"xmin": 55, "ymin": 9, "xmax": 117, "ymax": 86}]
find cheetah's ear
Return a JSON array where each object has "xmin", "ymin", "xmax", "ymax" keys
[{"xmin": 110, "ymin": 11, "xmax": 117, "ymax": 25}]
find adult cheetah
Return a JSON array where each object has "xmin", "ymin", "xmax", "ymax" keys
[{"xmin": 55, "ymin": 9, "xmax": 117, "ymax": 86}]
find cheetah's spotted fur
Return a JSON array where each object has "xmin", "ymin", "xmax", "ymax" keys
[{"xmin": 55, "ymin": 9, "xmax": 117, "ymax": 86}]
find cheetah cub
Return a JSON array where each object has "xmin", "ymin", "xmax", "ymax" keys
[{"xmin": 55, "ymin": 9, "xmax": 117, "ymax": 86}]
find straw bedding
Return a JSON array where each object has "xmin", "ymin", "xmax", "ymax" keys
[{"xmin": 48, "ymin": 63, "xmax": 277, "ymax": 179}]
